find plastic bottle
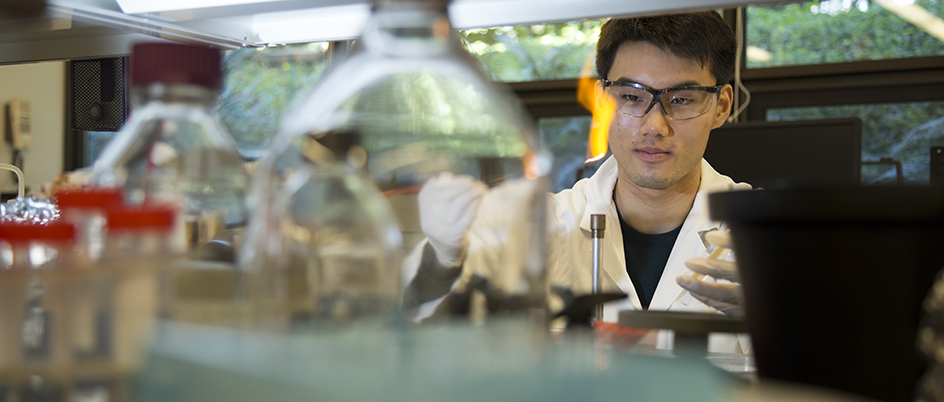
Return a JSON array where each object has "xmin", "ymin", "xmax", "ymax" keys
[
  {"xmin": 0, "ymin": 222, "xmax": 75, "ymax": 398},
  {"xmin": 100, "ymin": 205, "xmax": 181, "ymax": 372},
  {"xmin": 88, "ymin": 42, "xmax": 249, "ymax": 261},
  {"xmin": 54, "ymin": 187, "xmax": 123, "ymax": 266},
  {"xmin": 241, "ymin": 0, "xmax": 552, "ymax": 325}
]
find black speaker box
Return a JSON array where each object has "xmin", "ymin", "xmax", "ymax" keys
[{"xmin": 71, "ymin": 57, "xmax": 130, "ymax": 132}]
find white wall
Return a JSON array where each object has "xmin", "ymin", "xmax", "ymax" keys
[{"xmin": 0, "ymin": 61, "xmax": 66, "ymax": 196}]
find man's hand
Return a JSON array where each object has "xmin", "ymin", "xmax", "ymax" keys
[
  {"xmin": 677, "ymin": 231, "xmax": 745, "ymax": 316},
  {"xmin": 418, "ymin": 172, "xmax": 487, "ymax": 267}
]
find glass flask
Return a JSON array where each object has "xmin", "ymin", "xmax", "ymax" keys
[
  {"xmin": 89, "ymin": 43, "xmax": 249, "ymax": 261},
  {"xmin": 241, "ymin": 0, "xmax": 552, "ymax": 324}
]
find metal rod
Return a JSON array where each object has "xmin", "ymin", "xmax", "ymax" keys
[{"xmin": 591, "ymin": 214, "xmax": 605, "ymax": 321}]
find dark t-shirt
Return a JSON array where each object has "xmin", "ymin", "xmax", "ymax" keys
[{"xmin": 619, "ymin": 218, "xmax": 682, "ymax": 310}]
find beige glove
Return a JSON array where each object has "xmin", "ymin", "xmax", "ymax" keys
[{"xmin": 677, "ymin": 231, "xmax": 745, "ymax": 316}]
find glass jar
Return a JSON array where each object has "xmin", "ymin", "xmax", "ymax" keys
[
  {"xmin": 241, "ymin": 0, "xmax": 552, "ymax": 325},
  {"xmin": 89, "ymin": 42, "xmax": 249, "ymax": 261}
]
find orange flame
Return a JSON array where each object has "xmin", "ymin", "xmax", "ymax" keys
[
  {"xmin": 577, "ymin": 76, "xmax": 615, "ymax": 164},
  {"xmin": 522, "ymin": 150, "xmax": 541, "ymax": 180}
]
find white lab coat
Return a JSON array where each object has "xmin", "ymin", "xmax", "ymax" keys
[
  {"xmin": 405, "ymin": 155, "xmax": 752, "ymax": 353},
  {"xmin": 546, "ymin": 155, "xmax": 752, "ymax": 352}
]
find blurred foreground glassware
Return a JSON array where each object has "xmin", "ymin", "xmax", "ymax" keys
[
  {"xmin": 0, "ymin": 207, "xmax": 179, "ymax": 401},
  {"xmin": 0, "ymin": 222, "xmax": 74, "ymax": 400},
  {"xmin": 54, "ymin": 187, "xmax": 123, "ymax": 265},
  {"xmin": 917, "ymin": 268, "xmax": 944, "ymax": 402},
  {"xmin": 241, "ymin": 0, "xmax": 551, "ymax": 326},
  {"xmin": 89, "ymin": 42, "xmax": 249, "ymax": 261}
]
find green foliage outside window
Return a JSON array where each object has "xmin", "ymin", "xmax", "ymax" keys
[
  {"xmin": 216, "ymin": 43, "xmax": 329, "ymax": 157},
  {"xmin": 460, "ymin": 21, "xmax": 605, "ymax": 190},
  {"xmin": 459, "ymin": 20, "xmax": 604, "ymax": 82},
  {"xmin": 748, "ymin": 0, "xmax": 944, "ymax": 68}
]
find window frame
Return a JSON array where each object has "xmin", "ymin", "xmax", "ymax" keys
[
  {"xmin": 509, "ymin": 9, "xmax": 944, "ymax": 125},
  {"xmin": 740, "ymin": 56, "xmax": 944, "ymax": 121}
]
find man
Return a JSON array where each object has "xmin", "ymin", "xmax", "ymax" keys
[{"xmin": 406, "ymin": 11, "xmax": 750, "ymax": 353}]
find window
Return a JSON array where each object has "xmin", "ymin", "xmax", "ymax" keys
[
  {"xmin": 768, "ymin": 102, "xmax": 944, "ymax": 185},
  {"xmin": 86, "ymin": 131, "xmax": 117, "ymax": 166},
  {"xmin": 539, "ymin": 116, "xmax": 604, "ymax": 192},
  {"xmin": 218, "ymin": 43, "xmax": 330, "ymax": 158},
  {"xmin": 747, "ymin": 0, "xmax": 944, "ymax": 68},
  {"xmin": 460, "ymin": 20, "xmax": 603, "ymax": 82},
  {"xmin": 743, "ymin": 1, "xmax": 944, "ymax": 187},
  {"xmin": 82, "ymin": 43, "xmax": 331, "ymax": 166}
]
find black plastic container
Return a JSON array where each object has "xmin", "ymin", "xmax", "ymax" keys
[{"xmin": 709, "ymin": 187, "xmax": 944, "ymax": 402}]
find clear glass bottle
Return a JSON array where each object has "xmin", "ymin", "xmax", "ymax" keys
[
  {"xmin": 89, "ymin": 42, "xmax": 249, "ymax": 261},
  {"xmin": 241, "ymin": 0, "xmax": 552, "ymax": 325}
]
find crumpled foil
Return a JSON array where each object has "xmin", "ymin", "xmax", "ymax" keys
[{"xmin": 0, "ymin": 196, "xmax": 60, "ymax": 225}]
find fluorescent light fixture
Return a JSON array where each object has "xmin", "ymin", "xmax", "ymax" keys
[
  {"xmin": 117, "ymin": 0, "xmax": 286, "ymax": 15},
  {"xmin": 251, "ymin": 3, "xmax": 370, "ymax": 43}
]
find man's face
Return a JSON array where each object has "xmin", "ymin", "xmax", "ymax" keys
[{"xmin": 606, "ymin": 41, "xmax": 733, "ymax": 191}]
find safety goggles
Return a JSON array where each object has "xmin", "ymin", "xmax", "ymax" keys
[{"xmin": 601, "ymin": 79, "xmax": 724, "ymax": 121}]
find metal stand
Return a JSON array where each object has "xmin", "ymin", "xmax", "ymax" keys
[{"xmin": 590, "ymin": 214, "xmax": 605, "ymax": 321}]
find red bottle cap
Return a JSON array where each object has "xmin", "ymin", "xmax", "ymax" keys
[
  {"xmin": 0, "ymin": 222, "xmax": 76, "ymax": 244},
  {"xmin": 55, "ymin": 188, "xmax": 123, "ymax": 210},
  {"xmin": 131, "ymin": 43, "xmax": 222, "ymax": 90},
  {"xmin": 106, "ymin": 206, "xmax": 176, "ymax": 232}
]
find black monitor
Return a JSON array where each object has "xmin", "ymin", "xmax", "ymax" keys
[{"xmin": 703, "ymin": 118, "xmax": 862, "ymax": 189}]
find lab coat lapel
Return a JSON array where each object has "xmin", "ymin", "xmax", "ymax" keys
[
  {"xmin": 601, "ymin": 204, "xmax": 640, "ymax": 308},
  {"xmin": 577, "ymin": 157, "xmax": 641, "ymax": 309},
  {"xmin": 649, "ymin": 160, "xmax": 728, "ymax": 312},
  {"xmin": 647, "ymin": 195, "xmax": 716, "ymax": 312}
]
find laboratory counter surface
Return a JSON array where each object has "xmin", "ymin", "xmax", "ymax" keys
[{"xmin": 133, "ymin": 319, "xmax": 877, "ymax": 402}]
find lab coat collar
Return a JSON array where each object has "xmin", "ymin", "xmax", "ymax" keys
[
  {"xmin": 578, "ymin": 157, "xmax": 733, "ymax": 234},
  {"xmin": 575, "ymin": 156, "xmax": 639, "ymax": 307},
  {"xmin": 578, "ymin": 157, "xmax": 748, "ymax": 311},
  {"xmin": 578, "ymin": 156, "xmax": 619, "ymax": 233}
]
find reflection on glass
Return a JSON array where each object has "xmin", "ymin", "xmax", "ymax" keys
[
  {"xmin": 538, "ymin": 116, "xmax": 602, "ymax": 192},
  {"xmin": 241, "ymin": 0, "xmax": 552, "ymax": 325},
  {"xmin": 747, "ymin": 0, "xmax": 944, "ymax": 68},
  {"xmin": 767, "ymin": 101, "xmax": 944, "ymax": 184},
  {"xmin": 217, "ymin": 43, "xmax": 330, "ymax": 157},
  {"xmin": 86, "ymin": 131, "xmax": 118, "ymax": 167},
  {"xmin": 460, "ymin": 21, "xmax": 603, "ymax": 82}
]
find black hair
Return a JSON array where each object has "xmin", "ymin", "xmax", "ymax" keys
[{"xmin": 596, "ymin": 11, "xmax": 737, "ymax": 86}]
